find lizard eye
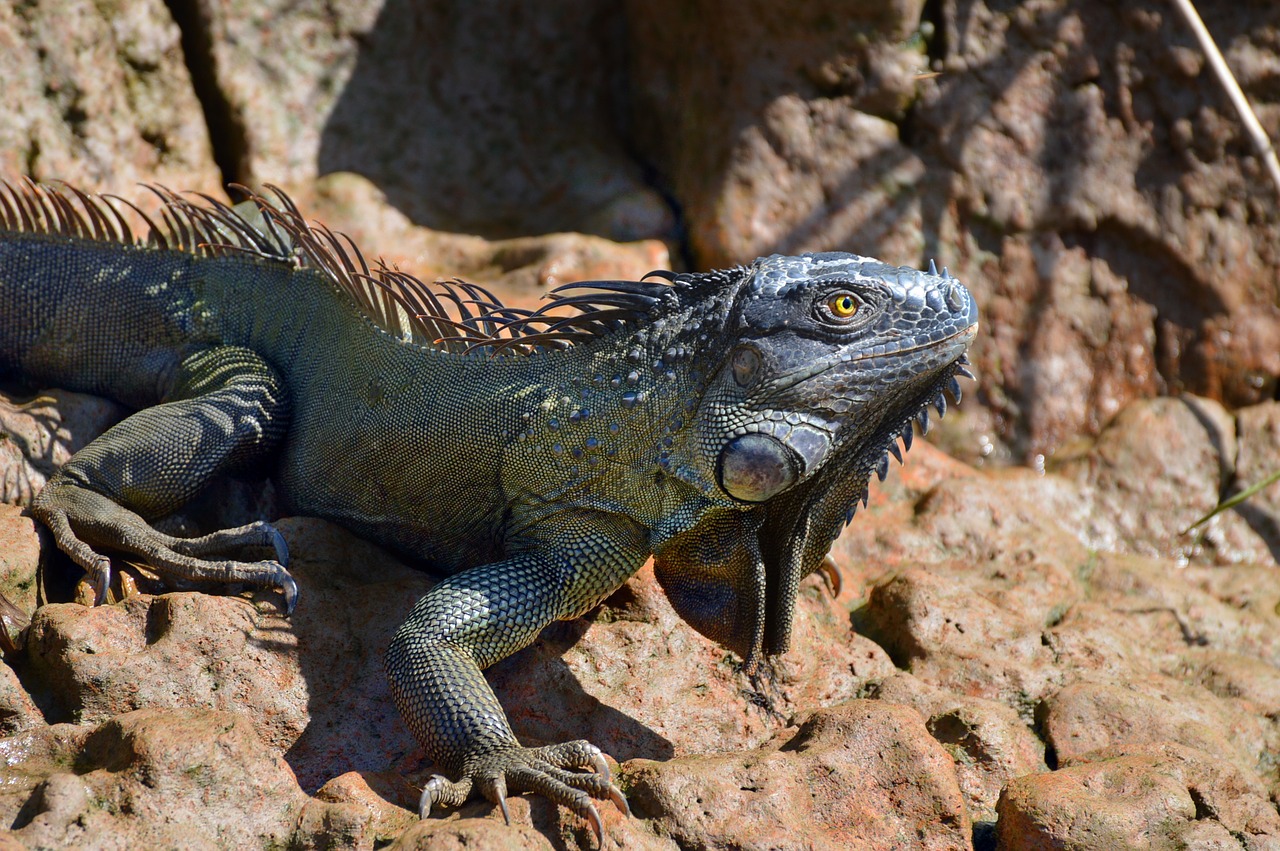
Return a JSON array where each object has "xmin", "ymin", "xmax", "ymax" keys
[{"xmin": 825, "ymin": 292, "xmax": 860, "ymax": 320}]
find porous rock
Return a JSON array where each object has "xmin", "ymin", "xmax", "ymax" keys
[
  {"xmin": 869, "ymin": 672, "xmax": 1046, "ymax": 824},
  {"xmin": 996, "ymin": 742, "xmax": 1280, "ymax": 850},
  {"xmin": 5, "ymin": 709, "xmax": 304, "ymax": 849},
  {"xmin": 624, "ymin": 700, "xmax": 972, "ymax": 851}
]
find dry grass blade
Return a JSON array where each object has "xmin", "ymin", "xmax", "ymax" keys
[
  {"xmin": 1171, "ymin": 0, "xmax": 1280, "ymax": 199},
  {"xmin": 1182, "ymin": 468, "xmax": 1280, "ymax": 535}
]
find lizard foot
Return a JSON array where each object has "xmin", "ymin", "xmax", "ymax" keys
[
  {"xmin": 33, "ymin": 482, "xmax": 297, "ymax": 614},
  {"xmin": 422, "ymin": 741, "xmax": 629, "ymax": 844}
]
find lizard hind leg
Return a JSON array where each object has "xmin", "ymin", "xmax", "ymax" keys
[{"xmin": 30, "ymin": 345, "xmax": 297, "ymax": 612}]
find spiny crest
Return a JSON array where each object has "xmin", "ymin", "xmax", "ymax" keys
[{"xmin": 0, "ymin": 178, "xmax": 684, "ymax": 357}]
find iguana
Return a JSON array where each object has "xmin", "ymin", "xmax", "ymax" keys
[{"xmin": 0, "ymin": 180, "xmax": 977, "ymax": 840}]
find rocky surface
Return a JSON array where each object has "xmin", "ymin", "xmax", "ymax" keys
[
  {"xmin": 628, "ymin": 1, "xmax": 1280, "ymax": 464},
  {"xmin": 1, "ymin": 391, "xmax": 1279, "ymax": 848},
  {"xmin": 0, "ymin": 0, "xmax": 221, "ymax": 196},
  {"xmin": 2, "ymin": 0, "xmax": 1280, "ymax": 848}
]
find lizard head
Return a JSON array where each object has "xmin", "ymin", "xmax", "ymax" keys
[
  {"xmin": 654, "ymin": 252, "xmax": 978, "ymax": 670},
  {"xmin": 705, "ymin": 252, "xmax": 978, "ymax": 502}
]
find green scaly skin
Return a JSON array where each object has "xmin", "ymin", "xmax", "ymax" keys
[{"xmin": 0, "ymin": 182, "xmax": 978, "ymax": 839}]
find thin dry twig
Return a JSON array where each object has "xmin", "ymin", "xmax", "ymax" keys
[{"xmin": 1171, "ymin": 0, "xmax": 1280, "ymax": 200}]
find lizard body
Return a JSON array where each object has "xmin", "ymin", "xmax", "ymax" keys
[{"xmin": 0, "ymin": 181, "xmax": 977, "ymax": 836}]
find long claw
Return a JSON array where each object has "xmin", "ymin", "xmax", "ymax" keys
[
  {"xmin": 608, "ymin": 785, "xmax": 631, "ymax": 818},
  {"xmin": 589, "ymin": 751, "xmax": 612, "ymax": 783},
  {"xmin": 269, "ymin": 527, "xmax": 290, "ymax": 566},
  {"xmin": 418, "ymin": 784, "xmax": 435, "ymax": 820},
  {"xmin": 817, "ymin": 555, "xmax": 842, "ymax": 598},
  {"xmin": 494, "ymin": 778, "xmax": 511, "ymax": 825},
  {"xmin": 420, "ymin": 773, "xmax": 473, "ymax": 819},
  {"xmin": 92, "ymin": 561, "xmax": 111, "ymax": 606},
  {"xmin": 584, "ymin": 801, "xmax": 604, "ymax": 846},
  {"xmin": 279, "ymin": 571, "xmax": 299, "ymax": 616}
]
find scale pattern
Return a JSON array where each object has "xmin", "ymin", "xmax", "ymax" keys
[{"xmin": 0, "ymin": 181, "xmax": 979, "ymax": 838}]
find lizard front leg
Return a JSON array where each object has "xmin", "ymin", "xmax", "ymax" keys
[
  {"xmin": 385, "ymin": 510, "xmax": 647, "ymax": 839},
  {"xmin": 31, "ymin": 345, "xmax": 296, "ymax": 609}
]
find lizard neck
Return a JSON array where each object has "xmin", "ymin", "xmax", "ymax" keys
[{"xmin": 502, "ymin": 300, "xmax": 735, "ymax": 537}]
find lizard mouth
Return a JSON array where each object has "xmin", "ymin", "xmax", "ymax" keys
[
  {"xmin": 762, "ymin": 321, "xmax": 978, "ymax": 396},
  {"xmin": 718, "ymin": 321, "xmax": 978, "ymax": 504},
  {"xmin": 862, "ymin": 320, "xmax": 979, "ymax": 360}
]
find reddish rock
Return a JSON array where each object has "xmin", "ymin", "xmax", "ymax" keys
[
  {"xmin": 1039, "ymin": 679, "xmax": 1273, "ymax": 780},
  {"xmin": 857, "ymin": 566, "xmax": 1061, "ymax": 707},
  {"xmin": 0, "ymin": 390, "xmax": 128, "ymax": 509},
  {"xmin": 190, "ymin": 0, "xmax": 672, "ymax": 243},
  {"xmin": 493, "ymin": 560, "xmax": 896, "ymax": 764},
  {"xmin": 0, "ymin": 661, "xmax": 40, "ymax": 737},
  {"xmin": 624, "ymin": 700, "xmax": 972, "ymax": 851},
  {"xmin": 997, "ymin": 755, "xmax": 1198, "ymax": 850},
  {"xmin": 0, "ymin": 504, "xmax": 42, "ymax": 619},
  {"xmin": 625, "ymin": 2, "xmax": 1280, "ymax": 461},
  {"xmin": 1061, "ymin": 552, "xmax": 1280, "ymax": 671},
  {"xmin": 997, "ymin": 742, "xmax": 1280, "ymax": 850},
  {"xmin": 916, "ymin": 3, "xmax": 1280, "ymax": 461},
  {"xmin": 21, "ymin": 517, "xmax": 431, "ymax": 792},
  {"xmin": 303, "ymin": 771, "xmax": 421, "ymax": 849},
  {"xmin": 1231, "ymin": 401, "xmax": 1280, "ymax": 557},
  {"xmin": 0, "ymin": 723, "xmax": 92, "ymax": 830},
  {"xmin": 1058, "ymin": 396, "xmax": 1273, "ymax": 564},
  {"xmin": 6, "ymin": 709, "xmax": 305, "ymax": 849},
  {"xmin": 627, "ymin": 0, "xmax": 930, "ymax": 269},
  {"xmin": 870, "ymin": 672, "xmax": 1046, "ymax": 823},
  {"xmin": 1177, "ymin": 648, "xmax": 1280, "ymax": 718},
  {"xmin": 387, "ymin": 818, "xmax": 556, "ymax": 851}
]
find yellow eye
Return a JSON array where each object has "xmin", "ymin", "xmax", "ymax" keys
[{"xmin": 827, "ymin": 293, "xmax": 859, "ymax": 319}]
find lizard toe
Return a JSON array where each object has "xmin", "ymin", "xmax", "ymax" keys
[
  {"xmin": 420, "ymin": 773, "xmax": 473, "ymax": 819},
  {"xmin": 91, "ymin": 561, "xmax": 112, "ymax": 606},
  {"xmin": 530, "ymin": 739, "xmax": 610, "ymax": 773},
  {"xmin": 529, "ymin": 739, "xmax": 630, "ymax": 816},
  {"xmin": 429, "ymin": 743, "xmax": 627, "ymax": 842},
  {"xmin": 505, "ymin": 765, "xmax": 605, "ymax": 845}
]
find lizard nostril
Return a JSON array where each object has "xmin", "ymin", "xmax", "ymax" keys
[{"xmin": 945, "ymin": 282, "xmax": 967, "ymax": 314}]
